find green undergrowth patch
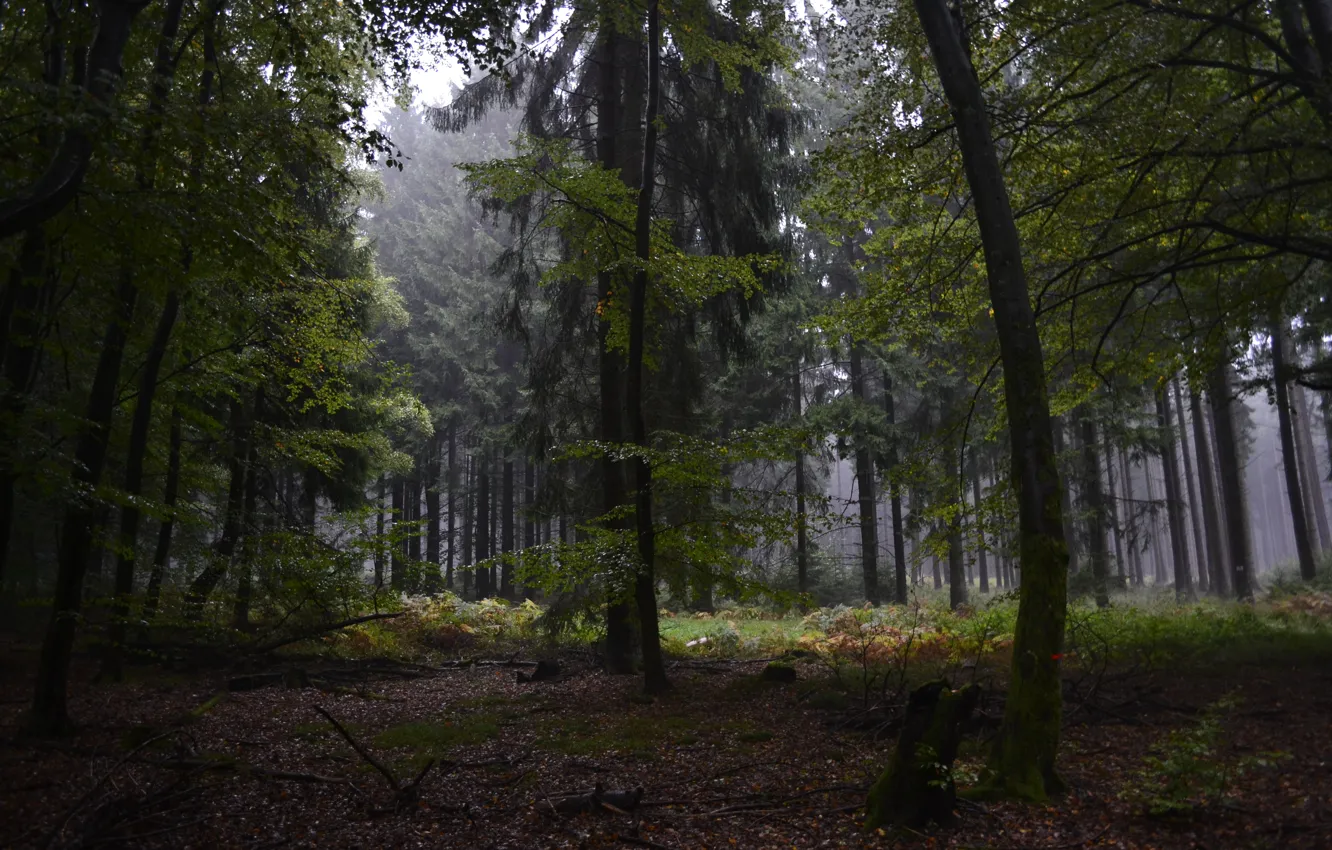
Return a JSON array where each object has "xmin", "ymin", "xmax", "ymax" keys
[
  {"xmin": 659, "ymin": 614, "xmax": 811, "ymax": 657},
  {"xmin": 374, "ymin": 716, "xmax": 502, "ymax": 770},
  {"xmin": 534, "ymin": 710, "xmax": 732, "ymax": 759},
  {"xmin": 1065, "ymin": 596, "xmax": 1332, "ymax": 674}
]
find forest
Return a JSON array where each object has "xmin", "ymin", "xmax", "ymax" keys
[{"xmin": 1, "ymin": 0, "xmax": 1331, "ymax": 846}]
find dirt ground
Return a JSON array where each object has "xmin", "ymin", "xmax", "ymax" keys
[{"xmin": 1, "ymin": 640, "xmax": 1330, "ymax": 849}]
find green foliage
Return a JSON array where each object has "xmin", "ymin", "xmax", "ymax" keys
[
  {"xmin": 1121, "ymin": 694, "xmax": 1288, "ymax": 816},
  {"xmin": 462, "ymin": 135, "xmax": 782, "ymax": 360}
]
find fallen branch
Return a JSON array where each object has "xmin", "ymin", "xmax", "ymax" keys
[
  {"xmin": 313, "ymin": 705, "xmax": 401, "ymax": 792},
  {"xmin": 242, "ymin": 612, "xmax": 403, "ymax": 655},
  {"xmin": 313, "ymin": 704, "xmax": 436, "ymax": 809}
]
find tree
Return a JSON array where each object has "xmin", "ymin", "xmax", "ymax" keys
[
  {"xmin": 1271, "ymin": 321, "xmax": 1317, "ymax": 580},
  {"xmin": 909, "ymin": 0, "xmax": 1069, "ymax": 799}
]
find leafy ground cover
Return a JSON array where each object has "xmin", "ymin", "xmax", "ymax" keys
[{"xmin": 2, "ymin": 589, "xmax": 1331, "ymax": 849}]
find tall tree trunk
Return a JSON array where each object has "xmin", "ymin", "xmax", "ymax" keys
[
  {"xmin": 500, "ymin": 456, "xmax": 515, "ymax": 600},
  {"xmin": 30, "ymin": 276, "xmax": 138, "ymax": 735},
  {"xmin": 232, "ymin": 396, "xmax": 262, "ymax": 632},
  {"xmin": 1104, "ymin": 442, "xmax": 1126, "ymax": 582},
  {"xmin": 1075, "ymin": 411, "xmax": 1110, "ymax": 608},
  {"xmin": 972, "ymin": 456, "xmax": 990, "ymax": 594},
  {"xmin": 598, "ymin": 13, "xmax": 639, "ymax": 678},
  {"xmin": 446, "ymin": 422, "xmax": 456, "ymax": 589},
  {"xmin": 912, "ymin": 0, "xmax": 1069, "ymax": 798},
  {"xmin": 1292, "ymin": 382, "xmax": 1331, "ymax": 550},
  {"xmin": 1209, "ymin": 356, "xmax": 1256, "ymax": 600},
  {"xmin": 1189, "ymin": 387, "xmax": 1229, "ymax": 595},
  {"xmin": 104, "ymin": 291, "xmax": 181, "ymax": 678},
  {"xmin": 185, "ymin": 398, "xmax": 249, "ymax": 613},
  {"xmin": 461, "ymin": 453, "xmax": 473, "ymax": 598},
  {"xmin": 475, "ymin": 454, "xmax": 490, "ymax": 598},
  {"xmin": 523, "ymin": 456, "xmax": 535, "ymax": 600},
  {"xmin": 884, "ymin": 377, "xmax": 909, "ymax": 604},
  {"xmin": 407, "ymin": 473, "xmax": 421, "ymax": 575},
  {"xmin": 1142, "ymin": 453, "xmax": 1164, "ymax": 584},
  {"xmin": 794, "ymin": 370, "xmax": 809, "ymax": 597},
  {"xmin": 1119, "ymin": 448, "xmax": 1143, "ymax": 586},
  {"xmin": 425, "ymin": 435, "xmax": 441, "ymax": 591},
  {"xmin": 143, "ymin": 408, "xmax": 182, "ymax": 621},
  {"xmin": 1271, "ymin": 324, "xmax": 1317, "ymax": 580},
  {"xmin": 945, "ymin": 393, "xmax": 967, "ymax": 610},
  {"xmin": 390, "ymin": 477, "xmax": 404, "ymax": 590},
  {"xmin": 1051, "ymin": 420, "xmax": 1079, "ymax": 574},
  {"xmin": 374, "ymin": 475, "xmax": 386, "ymax": 588},
  {"xmin": 1156, "ymin": 384, "xmax": 1195, "ymax": 600},
  {"xmin": 628, "ymin": 0, "xmax": 668, "ymax": 694},
  {"xmin": 1173, "ymin": 380, "xmax": 1209, "ymax": 593},
  {"xmin": 848, "ymin": 342, "xmax": 880, "ymax": 605}
]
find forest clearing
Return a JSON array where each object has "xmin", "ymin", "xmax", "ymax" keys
[
  {"xmin": 2, "ymin": 590, "xmax": 1331, "ymax": 849},
  {"xmin": 4, "ymin": 0, "xmax": 1332, "ymax": 845}
]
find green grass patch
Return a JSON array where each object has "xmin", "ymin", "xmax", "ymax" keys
[
  {"xmin": 535, "ymin": 712, "xmax": 712, "ymax": 758},
  {"xmin": 374, "ymin": 716, "xmax": 500, "ymax": 770}
]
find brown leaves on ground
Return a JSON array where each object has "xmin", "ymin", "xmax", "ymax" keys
[{"xmin": 1, "ymin": 644, "xmax": 1329, "ymax": 849}]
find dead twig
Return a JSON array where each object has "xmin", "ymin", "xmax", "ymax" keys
[{"xmin": 312, "ymin": 705, "xmax": 400, "ymax": 792}]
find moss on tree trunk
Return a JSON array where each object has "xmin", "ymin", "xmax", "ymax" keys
[{"xmin": 865, "ymin": 680, "xmax": 979, "ymax": 830}]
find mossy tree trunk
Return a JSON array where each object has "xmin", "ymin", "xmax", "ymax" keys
[
  {"xmin": 910, "ymin": 0, "xmax": 1069, "ymax": 800},
  {"xmin": 865, "ymin": 680, "xmax": 980, "ymax": 830}
]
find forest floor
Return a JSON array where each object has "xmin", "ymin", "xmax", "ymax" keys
[{"xmin": 1, "ymin": 635, "xmax": 1330, "ymax": 850}]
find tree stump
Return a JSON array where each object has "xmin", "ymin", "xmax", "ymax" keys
[{"xmin": 865, "ymin": 679, "xmax": 979, "ymax": 830}]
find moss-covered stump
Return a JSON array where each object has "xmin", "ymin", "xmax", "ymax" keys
[{"xmin": 864, "ymin": 680, "xmax": 979, "ymax": 830}]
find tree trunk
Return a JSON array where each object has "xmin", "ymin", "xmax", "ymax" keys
[
  {"xmin": 1142, "ymin": 451, "xmax": 1164, "ymax": 584},
  {"xmin": 1209, "ymin": 356, "xmax": 1256, "ymax": 600},
  {"xmin": 374, "ymin": 475, "xmax": 385, "ymax": 588},
  {"xmin": 865, "ymin": 681, "xmax": 980, "ymax": 830},
  {"xmin": 1120, "ymin": 448, "xmax": 1142, "ymax": 586},
  {"xmin": 143, "ymin": 409, "xmax": 182, "ymax": 621},
  {"xmin": 794, "ymin": 371, "xmax": 809, "ymax": 597},
  {"xmin": 425, "ymin": 435, "xmax": 441, "ymax": 591},
  {"xmin": 972, "ymin": 457, "xmax": 990, "ymax": 594},
  {"xmin": 461, "ymin": 453, "xmax": 473, "ymax": 598},
  {"xmin": 946, "ymin": 420, "xmax": 967, "ymax": 610},
  {"xmin": 185, "ymin": 398, "xmax": 249, "ymax": 614},
  {"xmin": 884, "ymin": 377, "xmax": 909, "ymax": 604},
  {"xmin": 475, "ymin": 454, "xmax": 490, "ymax": 598},
  {"xmin": 848, "ymin": 342, "xmax": 880, "ymax": 605},
  {"xmin": 1051, "ymin": 420, "xmax": 1079, "ymax": 574},
  {"xmin": 1292, "ymin": 381, "xmax": 1330, "ymax": 550},
  {"xmin": 232, "ymin": 397, "xmax": 263, "ymax": 631},
  {"xmin": 391, "ymin": 477, "xmax": 404, "ymax": 590},
  {"xmin": 1158, "ymin": 383, "xmax": 1195, "ymax": 600},
  {"xmin": 1075, "ymin": 411, "xmax": 1110, "ymax": 608},
  {"xmin": 1103, "ymin": 443, "xmax": 1125, "ymax": 583},
  {"xmin": 446, "ymin": 422, "xmax": 456, "ymax": 589},
  {"xmin": 1271, "ymin": 324, "xmax": 1317, "ymax": 580},
  {"xmin": 1189, "ymin": 387, "xmax": 1229, "ymax": 595},
  {"xmin": 1173, "ymin": 379, "xmax": 1209, "ymax": 593},
  {"xmin": 103, "ymin": 290, "xmax": 181, "ymax": 676},
  {"xmin": 29, "ymin": 276, "xmax": 138, "ymax": 735},
  {"xmin": 912, "ymin": 0, "xmax": 1069, "ymax": 798},
  {"xmin": 628, "ymin": 0, "xmax": 668, "ymax": 695},
  {"xmin": 501, "ymin": 457, "xmax": 515, "ymax": 600}
]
